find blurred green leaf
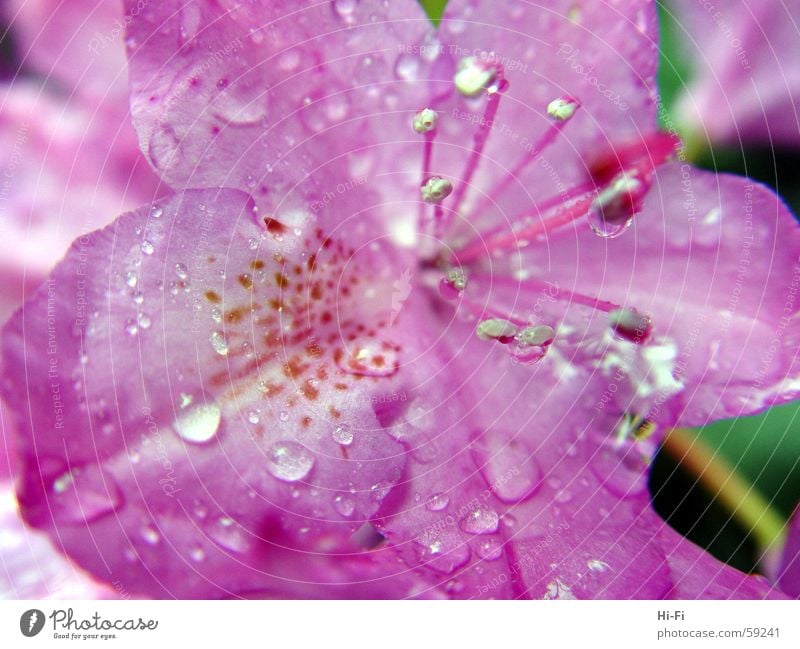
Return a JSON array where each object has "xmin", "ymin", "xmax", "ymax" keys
[
  {"xmin": 418, "ymin": 0, "xmax": 448, "ymax": 26},
  {"xmin": 656, "ymin": 0, "xmax": 694, "ymax": 127}
]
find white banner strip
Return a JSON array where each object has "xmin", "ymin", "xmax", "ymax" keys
[{"xmin": 1, "ymin": 600, "xmax": 797, "ymax": 647}]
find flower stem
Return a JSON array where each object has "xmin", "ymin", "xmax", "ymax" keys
[{"xmin": 662, "ymin": 428, "xmax": 787, "ymax": 572}]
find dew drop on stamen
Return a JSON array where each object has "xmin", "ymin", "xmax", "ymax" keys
[{"xmin": 265, "ymin": 441, "xmax": 314, "ymax": 482}]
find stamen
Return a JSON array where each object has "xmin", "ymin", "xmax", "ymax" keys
[
  {"xmin": 454, "ymin": 56, "xmax": 500, "ymax": 98},
  {"xmin": 439, "ymin": 268, "xmax": 467, "ymax": 300},
  {"xmin": 421, "ymin": 177, "xmax": 453, "ymax": 203},
  {"xmin": 413, "ymin": 108, "xmax": 438, "ymax": 134},
  {"xmin": 447, "ymin": 58, "xmax": 507, "ymax": 222},
  {"xmin": 475, "ymin": 318, "xmax": 518, "ymax": 343},
  {"xmin": 414, "ymin": 109, "xmax": 438, "ymax": 231},
  {"xmin": 507, "ymin": 325, "xmax": 555, "ymax": 365},
  {"xmin": 608, "ymin": 308, "xmax": 653, "ymax": 344},
  {"xmin": 466, "ymin": 98, "xmax": 581, "ymax": 226},
  {"xmin": 546, "ymin": 96, "xmax": 579, "ymax": 121}
]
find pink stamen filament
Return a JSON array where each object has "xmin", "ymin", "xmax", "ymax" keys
[
  {"xmin": 417, "ymin": 130, "xmax": 436, "ymax": 232},
  {"xmin": 454, "ymin": 191, "xmax": 597, "ymax": 265},
  {"xmin": 467, "ymin": 109, "xmax": 578, "ymax": 223},
  {"xmin": 445, "ymin": 78, "xmax": 507, "ymax": 227},
  {"xmin": 470, "ymin": 271, "xmax": 622, "ymax": 314}
]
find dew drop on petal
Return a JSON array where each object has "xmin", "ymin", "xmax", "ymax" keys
[
  {"xmin": 140, "ymin": 240, "xmax": 155, "ymax": 255},
  {"xmin": 209, "ymin": 330, "xmax": 229, "ymax": 356},
  {"xmin": 49, "ymin": 465, "xmax": 123, "ymax": 525},
  {"xmin": 333, "ymin": 495, "xmax": 356, "ymax": 517},
  {"xmin": 265, "ymin": 441, "xmax": 314, "ymax": 482},
  {"xmin": 174, "ymin": 263, "xmax": 189, "ymax": 279},
  {"xmin": 337, "ymin": 338, "xmax": 400, "ymax": 377},
  {"xmin": 332, "ymin": 424, "xmax": 354, "ymax": 445},
  {"xmin": 125, "ymin": 271, "xmax": 138, "ymax": 288},
  {"xmin": 425, "ymin": 492, "xmax": 450, "ymax": 511},
  {"xmin": 394, "ymin": 53, "xmax": 420, "ymax": 81},
  {"xmin": 476, "ymin": 537, "xmax": 504, "ymax": 561},
  {"xmin": 173, "ymin": 402, "xmax": 222, "ymax": 444},
  {"xmin": 460, "ymin": 507, "xmax": 499, "ymax": 535}
]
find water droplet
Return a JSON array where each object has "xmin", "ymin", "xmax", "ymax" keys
[
  {"xmin": 333, "ymin": 495, "xmax": 356, "ymax": 517},
  {"xmin": 460, "ymin": 507, "xmax": 499, "ymax": 535},
  {"xmin": 140, "ymin": 526, "xmax": 160, "ymax": 545},
  {"xmin": 590, "ymin": 442, "xmax": 648, "ymax": 498},
  {"xmin": 265, "ymin": 441, "xmax": 314, "ymax": 482},
  {"xmin": 370, "ymin": 481, "xmax": 392, "ymax": 501},
  {"xmin": 332, "ymin": 424, "xmax": 354, "ymax": 446},
  {"xmin": 150, "ymin": 205, "xmax": 163, "ymax": 219},
  {"xmin": 137, "ymin": 313, "xmax": 152, "ymax": 330},
  {"xmin": 543, "ymin": 578, "xmax": 576, "ymax": 600},
  {"xmin": 414, "ymin": 529, "xmax": 471, "ymax": 574},
  {"xmin": 476, "ymin": 537, "xmax": 503, "ymax": 561},
  {"xmin": 125, "ymin": 271, "xmax": 138, "ymax": 288},
  {"xmin": 209, "ymin": 516, "xmax": 250, "ymax": 553},
  {"xmin": 279, "ymin": 411, "xmax": 289, "ymax": 422},
  {"xmin": 174, "ymin": 263, "xmax": 189, "ymax": 279},
  {"xmin": 587, "ymin": 558, "xmax": 610, "ymax": 572},
  {"xmin": 173, "ymin": 402, "xmax": 222, "ymax": 444},
  {"xmin": 189, "ymin": 547, "xmax": 206, "ymax": 562},
  {"xmin": 278, "ymin": 49, "xmax": 301, "ymax": 72},
  {"xmin": 333, "ymin": 0, "xmax": 358, "ymax": 19},
  {"xmin": 394, "ymin": 53, "xmax": 420, "ymax": 81},
  {"xmin": 49, "ymin": 465, "xmax": 123, "ymax": 525},
  {"xmin": 212, "ymin": 82, "xmax": 269, "ymax": 126},
  {"xmin": 472, "ymin": 434, "xmax": 542, "ymax": 503},
  {"xmin": 425, "ymin": 492, "xmax": 450, "ymax": 511},
  {"xmin": 125, "ymin": 320, "xmax": 139, "ymax": 336},
  {"xmin": 588, "ymin": 171, "xmax": 647, "ymax": 239},
  {"xmin": 209, "ymin": 331, "xmax": 229, "ymax": 356},
  {"xmin": 140, "ymin": 240, "xmax": 155, "ymax": 255}
]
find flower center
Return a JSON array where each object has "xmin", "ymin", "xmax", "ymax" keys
[{"xmin": 412, "ymin": 55, "xmax": 676, "ymax": 364}]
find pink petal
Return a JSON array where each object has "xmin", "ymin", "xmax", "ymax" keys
[
  {"xmin": 509, "ymin": 164, "xmax": 800, "ymax": 427},
  {"xmin": 1, "ymin": 187, "xmax": 440, "ymax": 597}
]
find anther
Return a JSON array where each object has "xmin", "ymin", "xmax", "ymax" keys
[
  {"xmin": 547, "ymin": 96, "xmax": 579, "ymax": 121},
  {"xmin": 608, "ymin": 308, "xmax": 653, "ymax": 344},
  {"xmin": 439, "ymin": 268, "xmax": 467, "ymax": 300},
  {"xmin": 476, "ymin": 318, "xmax": 518, "ymax": 343},
  {"xmin": 454, "ymin": 56, "xmax": 500, "ymax": 98},
  {"xmin": 413, "ymin": 108, "xmax": 438, "ymax": 134},
  {"xmin": 421, "ymin": 177, "xmax": 453, "ymax": 204}
]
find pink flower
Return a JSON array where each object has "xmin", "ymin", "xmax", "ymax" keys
[
  {"xmin": 2, "ymin": 0, "xmax": 798, "ymax": 598},
  {"xmin": 669, "ymin": 0, "xmax": 800, "ymax": 149}
]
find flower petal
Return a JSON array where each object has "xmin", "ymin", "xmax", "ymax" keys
[
  {"xmin": 124, "ymin": 0, "xmax": 437, "ymax": 224},
  {"xmin": 508, "ymin": 164, "xmax": 800, "ymax": 427},
  {"xmin": 1, "ymin": 187, "xmax": 440, "ymax": 597}
]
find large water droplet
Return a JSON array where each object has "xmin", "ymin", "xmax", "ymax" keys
[
  {"xmin": 333, "ymin": 495, "xmax": 356, "ymax": 517},
  {"xmin": 332, "ymin": 424, "xmax": 354, "ymax": 446},
  {"xmin": 209, "ymin": 516, "xmax": 250, "ymax": 553},
  {"xmin": 209, "ymin": 330, "xmax": 229, "ymax": 356},
  {"xmin": 414, "ymin": 529, "xmax": 471, "ymax": 574},
  {"xmin": 426, "ymin": 492, "xmax": 450, "ymax": 511},
  {"xmin": 333, "ymin": 0, "xmax": 358, "ymax": 19},
  {"xmin": 589, "ymin": 442, "xmax": 648, "ymax": 498},
  {"xmin": 460, "ymin": 507, "xmax": 499, "ymax": 535},
  {"xmin": 394, "ymin": 53, "xmax": 420, "ymax": 81},
  {"xmin": 212, "ymin": 81, "xmax": 269, "ymax": 126},
  {"xmin": 472, "ymin": 434, "xmax": 542, "ymax": 503},
  {"xmin": 265, "ymin": 441, "xmax": 314, "ymax": 482},
  {"xmin": 140, "ymin": 240, "xmax": 155, "ymax": 255},
  {"xmin": 174, "ymin": 402, "xmax": 222, "ymax": 444}
]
